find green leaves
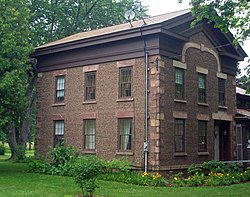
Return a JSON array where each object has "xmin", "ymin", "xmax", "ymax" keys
[
  {"xmin": 0, "ymin": 0, "xmax": 32, "ymax": 131},
  {"xmin": 191, "ymin": 0, "xmax": 250, "ymax": 44}
]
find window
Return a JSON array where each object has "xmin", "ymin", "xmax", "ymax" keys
[
  {"xmin": 83, "ymin": 120, "xmax": 96, "ymax": 150},
  {"xmin": 119, "ymin": 67, "xmax": 132, "ymax": 98},
  {"xmin": 175, "ymin": 68, "xmax": 184, "ymax": 99},
  {"xmin": 55, "ymin": 76, "xmax": 65, "ymax": 103},
  {"xmin": 198, "ymin": 74, "xmax": 206, "ymax": 103},
  {"xmin": 174, "ymin": 119, "xmax": 185, "ymax": 152},
  {"xmin": 85, "ymin": 72, "xmax": 96, "ymax": 101},
  {"xmin": 218, "ymin": 78, "xmax": 226, "ymax": 106},
  {"xmin": 119, "ymin": 118, "xmax": 132, "ymax": 151},
  {"xmin": 198, "ymin": 121, "xmax": 207, "ymax": 152},
  {"xmin": 54, "ymin": 120, "xmax": 64, "ymax": 147}
]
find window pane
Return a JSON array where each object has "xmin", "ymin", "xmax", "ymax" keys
[
  {"xmin": 120, "ymin": 67, "xmax": 132, "ymax": 97},
  {"xmin": 198, "ymin": 74, "xmax": 205, "ymax": 88},
  {"xmin": 198, "ymin": 121, "xmax": 207, "ymax": 152},
  {"xmin": 218, "ymin": 78, "xmax": 225, "ymax": 106},
  {"xmin": 85, "ymin": 120, "xmax": 95, "ymax": 134},
  {"xmin": 175, "ymin": 68, "xmax": 184, "ymax": 99},
  {"xmin": 85, "ymin": 72, "xmax": 96, "ymax": 100},
  {"xmin": 55, "ymin": 121, "xmax": 64, "ymax": 135},
  {"xmin": 119, "ymin": 119, "xmax": 132, "ymax": 150},
  {"xmin": 57, "ymin": 77, "xmax": 64, "ymax": 90},
  {"xmin": 54, "ymin": 120, "xmax": 64, "ymax": 147},
  {"xmin": 175, "ymin": 68, "xmax": 183, "ymax": 84},
  {"xmin": 174, "ymin": 119, "xmax": 185, "ymax": 152},
  {"xmin": 56, "ymin": 76, "xmax": 65, "ymax": 102},
  {"xmin": 84, "ymin": 120, "xmax": 95, "ymax": 150}
]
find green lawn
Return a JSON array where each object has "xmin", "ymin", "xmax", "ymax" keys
[{"xmin": 0, "ymin": 160, "xmax": 250, "ymax": 197}]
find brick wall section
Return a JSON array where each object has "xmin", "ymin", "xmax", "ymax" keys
[
  {"xmin": 157, "ymin": 32, "xmax": 236, "ymax": 169},
  {"xmin": 35, "ymin": 32, "xmax": 237, "ymax": 170},
  {"xmin": 36, "ymin": 58, "xmax": 146, "ymax": 167}
]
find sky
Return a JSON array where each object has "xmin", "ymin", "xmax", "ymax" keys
[{"xmin": 141, "ymin": 0, "xmax": 249, "ymax": 73}]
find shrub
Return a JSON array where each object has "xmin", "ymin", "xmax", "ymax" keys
[
  {"xmin": 45, "ymin": 141, "xmax": 79, "ymax": 176},
  {"xmin": 100, "ymin": 171, "xmax": 167, "ymax": 186},
  {"xmin": 73, "ymin": 156, "xmax": 106, "ymax": 197},
  {"xmin": 201, "ymin": 160, "xmax": 242, "ymax": 175},
  {"xmin": 0, "ymin": 144, "xmax": 5, "ymax": 155},
  {"xmin": 169, "ymin": 172, "xmax": 186, "ymax": 187},
  {"xmin": 27, "ymin": 142, "xmax": 79, "ymax": 176},
  {"xmin": 187, "ymin": 164, "xmax": 202, "ymax": 176},
  {"xmin": 26, "ymin": 156, "xmax": 50, "ymax": 174},
  {"xmin": 185, "ymin": 173, "xmax": 205, "ymax": 186},
  {"xmin": 104, "ymin": 158, "xmax": 132, "ymax": 173}
]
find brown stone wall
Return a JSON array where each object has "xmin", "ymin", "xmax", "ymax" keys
[
  {"xmin": 157, "ymin": 33, "xmax": 236, "ymax": 169},
  {"xmin": 36, "ymin": 57, "xmax": 146, "ymax": 167}
]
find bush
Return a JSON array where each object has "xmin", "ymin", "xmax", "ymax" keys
[
  {"xmin": 73, "ymin": 156, "xmax": 106, "ymax": 197},
  {"xmin": 104, "ymin": 158, "xmax": 132, "ymax": 173},
  {"xmin": 27, "ymin": 142, "xmax": 79, "ymax": 176},
  {"xmin": 185, "ymin": 173, "xmax": 205, "ymax": 186},
  {"xmin": 169, "ymin": 172, "xmax": 186, "ymax": 187},
  {"xmin": 100, "ymin": 171, "xmax": 167, "ymax": 186},
  {"xmin": 187, "ymin": 164, "xmax": 202, "ymax": 176},
  {"xmin": 201, "ymin": 160, "xmax": 242, "ymax": 175},
  {"xmin": 0, "ymin": 144, "xmax": 5, "ymax": 155}
]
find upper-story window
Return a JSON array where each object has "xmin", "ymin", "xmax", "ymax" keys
[
  {"xmin": 175, "ymin": 68, "xmax": 184, "ymax": 99},
  {"xmin": 85, "ymin": 72, "xmax": 96, "ymax": 101},
  {"xmin": 218, "ymin": 78, "xmax": 226, "ymax": 106},
  {"xmin": 55, "ymin": 76, "xmax": 65, "ymax": 103},
  {"xmin": 54, "ymin": 120, "xmax": 64, "ymax": 147},
  {"xmin": 119, "ymin": 67, "xmax": 132, "ymax": 98},
  {"xmin": 174, "ymin": 119, "xmax": 185, "ymax": 152},
  {"xmin": 198, "ymin": 74, "xmax": 206, "ymax": 103}
]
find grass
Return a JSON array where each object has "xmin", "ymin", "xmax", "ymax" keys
[{"xmin": 0, "ymin": 159, "xmax": 250, "ymax": 197}]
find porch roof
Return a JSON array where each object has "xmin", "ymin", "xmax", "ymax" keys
[{"xmin": 236, "ymin": 108, "xmax": 250, "ymax": 120}]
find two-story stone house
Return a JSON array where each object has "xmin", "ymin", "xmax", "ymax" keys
[{"xmin": 32, "ymin": 9, "xmax": 247, "ymax": 171}]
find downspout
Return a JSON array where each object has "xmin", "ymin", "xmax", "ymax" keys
[
  {"xmin": 144, "ymin": 51, "xmax": 149, "ymax": 172},
  {"xmin": 140, "ymin": 22, "xmax": 149, "ymax": 173}
]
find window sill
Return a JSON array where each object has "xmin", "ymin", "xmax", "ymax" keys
[
  {"xmin": 83, "ymin": 100, "xmax": 97, "ymax": 104},
  {"xmin": 83, "ymin": 150, "xmax": 96, "ymax": 154},
  {"xmin": 174, "ymin": 152, "xmax": 187, "ymax": 157},
  {"xmin": 198, "ymin": 103, "xmax": 209, "ymax": 107},
  {"xmin": 116, "ymin": 151, "xmax": 134, "ymax": 156},
  {"xmin": 52, "ymin": 103, "xmax": 66, "ymax": 107},
  {"xmin": 174, "ymin": 99, "xmax": 187, "ymax": 104},
  {"xmin": 218, "ymin": 106, "xmax": 227, "ymax": 110},
  {"xmin": 198, "ymin": 152, "xmax": 209, "ymax": 156},
  {"xmin": 117, "ymin": 98, "xmax": 134, "ymax": 102}
]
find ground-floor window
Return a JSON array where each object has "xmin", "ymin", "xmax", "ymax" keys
[
  {"xmin": 83, "ymin": 119, "xmax": 96, "ymax": 150},
  {"xmin": 174, "ymin": 119, "xmax": 185, "ymax": 152},
  {"xmin": 198, "ymin": 121, "xmax": 207, "ymax": 152},
  {"xmin": 54, "ymin": 120, "xmax": 64, "ymax": 147},
  {"xmin": 118, "ymin": 118, "xmax": 132, "ymax": 151}
]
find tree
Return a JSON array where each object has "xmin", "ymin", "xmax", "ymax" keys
[
  {"xmin": 190, "ymin": 0, "xmax": 250, "ymax": 44},
  {"xmin": 0, "ymin": 0, "xmax": 34, "ymax": 160},
  {"xmin": 29, "ymin": 0, "xmax": 148, "ymax": 46}
]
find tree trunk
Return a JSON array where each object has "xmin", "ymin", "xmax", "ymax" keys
[
  {"xmin": 7, "ymin": 122, "xmax": 19, "ymax": 160},
  {"xmin": 7, "ymin": 60, "xmax": 37, "ymax": 160}
]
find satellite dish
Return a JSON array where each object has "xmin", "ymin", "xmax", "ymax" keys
[{"xmin": 124, "ymin": 10, "xmax": 135, "ymax": 21}]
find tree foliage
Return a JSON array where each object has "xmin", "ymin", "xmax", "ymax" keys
[
  {"xmin": 190, "ymin": 0, "xmax": 250, "ymax": 44},
  {"xmin": 0, "ymin": 0, "xmax": 34, "ymax": 160},
  {"xmin": 185, "ymin": 0, "xmax": 250, "ymax": 91},
  {"xmin": 29, "ymin": 0, "xmax": 148, "ymax": 46}
]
